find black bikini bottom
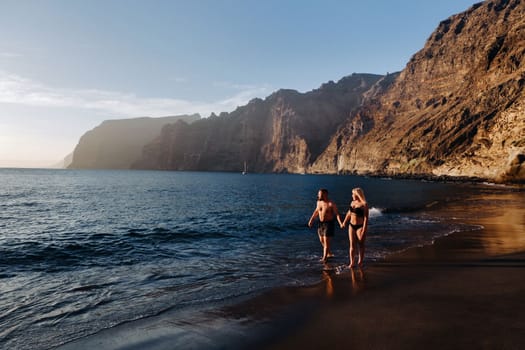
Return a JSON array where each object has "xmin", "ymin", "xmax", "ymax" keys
[{"xmin": 350, "ymin": 223, "xmax": 363, "ymax": 230}]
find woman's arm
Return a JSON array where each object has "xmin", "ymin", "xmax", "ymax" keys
[
  {"xmin": 340, "ymin": 211, "xmax": 350, "ymax": 228},
  {"xmin": 362, "ymin": 205, "xmax": 369, "ymax": 233},
  {"xmin": 333, "ymin": 202, "xmax": 342, "ymax": 227}
]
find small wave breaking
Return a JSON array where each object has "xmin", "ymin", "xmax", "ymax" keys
[{"xmin": 369, "ymin": 207, "xmax": 383, "ymax": 218}]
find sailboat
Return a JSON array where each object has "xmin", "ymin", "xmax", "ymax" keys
[{"xmin": 242, "ymin": 161, "xmax": 247, "ymax": 175}]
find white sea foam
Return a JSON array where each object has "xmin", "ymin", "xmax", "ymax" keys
[{"xmin": 369, "ymin": 207, "xmax": 383, "ymax": 218}]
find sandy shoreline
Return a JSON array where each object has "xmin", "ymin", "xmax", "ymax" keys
[
  {"xmin": 57, "ymin": 189, "xmax": 525, "ymax": 349},
  {"xmin": 258, "ymin": 190, "xmax": 525, "ymax": 349},
  {"xmin": 261, "ymin": 254, "xmax": 525, "ymax": 349}
]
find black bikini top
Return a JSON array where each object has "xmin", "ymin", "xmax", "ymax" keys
[{"xmin": 349, "ymin": 205, "xmax": 365, "ymax": 217}]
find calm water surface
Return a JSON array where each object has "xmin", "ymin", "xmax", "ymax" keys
[{"xmin": 0, "ymin": 169, "xmax": 515, "ymax": 349}]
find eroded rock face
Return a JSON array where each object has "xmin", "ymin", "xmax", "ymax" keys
[
  {"xmin": 85, "ymin": 0, "xmax": 525, "ymax": 183},
  {"xmin": 132, "ymin": 74, "xmax": 383, "ymax": 173},
  {"xmin": 311, "ymin": 0, "xmax": 525, "ymax": 183},
  {"xmin": 69, "ymin": 115, "xmax": 200, "ymax": 169}
]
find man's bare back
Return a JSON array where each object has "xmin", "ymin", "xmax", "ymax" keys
[{"xmin": 317, "ymin": 199, "xmax": 337, "ymax": 222}]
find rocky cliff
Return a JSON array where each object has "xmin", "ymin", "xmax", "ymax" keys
[
  {"xmin": 80, "ymin": 0, "xmax": 525, "ymax": 183},
  {"xmin": 51, "ymin": 152, "xmax": 73, "ymax": 169},
  {"xmin": 311, "ymin": 0, "xmax": 525, "ymax": 183},
  {"xmin": 132, "ymin": 74, "xmax": 384, "ymax": 172},
  {"xmin": 69, "ymin": 114, "xmax": 200, "ymax": 169}
]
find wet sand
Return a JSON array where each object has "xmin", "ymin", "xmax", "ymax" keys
[
  {"xmin": 257, "ymin": 191, "xmax": 525, "ymax": 349},
  {"xmin": 57, "ymin": 189, "xmax": 525, "ymax": 349},
  {"xmin": 261, "ymin": 254, "xmax": 525, "ymax": 349}
]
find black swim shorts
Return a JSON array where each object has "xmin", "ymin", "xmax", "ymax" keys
[{"xmin": 318, "ymin": 220, "xmax": 335, "ymax": 237}]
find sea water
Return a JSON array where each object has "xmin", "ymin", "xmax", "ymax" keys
[{"xmin": 0, "ymin": 169, "xmax": 492, "ymax": 349}]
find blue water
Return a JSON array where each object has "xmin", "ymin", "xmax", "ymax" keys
[{"xmin": 0, "ymin": 169, "xmax": 482, "ymax": 349}]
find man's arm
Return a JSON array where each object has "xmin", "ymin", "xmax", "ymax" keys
[
  {"xmin": 308, "ymin": 203, "xmax": 320, "ymax": 227},
  {"xmin": 333, "ymin": 202, "xmax": 342, "ymax": 226},
  {"xmin": 340, "ymin": 211, "xmax": 350, "ymax": 228}
]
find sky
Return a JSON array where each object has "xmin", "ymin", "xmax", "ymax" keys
[{"xmin": 0, "ymin": 0, "xmax": 481, "ymax": 168}]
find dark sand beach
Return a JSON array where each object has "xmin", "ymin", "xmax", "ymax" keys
[
  {"xmin": 57, "ymin": 188, "xmax": 525, "ymax": 350},
  {"xmin": 255, "ymin": 190, "xmax": 525, "ymax": 350}
]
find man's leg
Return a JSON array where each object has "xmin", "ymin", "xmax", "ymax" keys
[
  {"xmin": 325, "ymin": 237, "xmax": 332, "ymax": 259},
  {"xmin": 321, "ymin": 236, "xmax": 328, "ymax": 261}
]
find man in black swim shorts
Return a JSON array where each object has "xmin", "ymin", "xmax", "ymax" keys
[
  {"xmin": 318, "ymin": 220, "xmax": 335, "ymax": 237},
  {"xmin": 308, "ymin": 189, "xmax": 342, "ymax": 262}
]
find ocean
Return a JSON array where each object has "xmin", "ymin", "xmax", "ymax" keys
[{"xmin": 0, "ymin": 169, "xmax": 506, "ymax": 349}]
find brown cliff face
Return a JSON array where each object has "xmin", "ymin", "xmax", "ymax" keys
[
  {"xmin": 133, "ymin": 74, "xmax": 383, "ymax": 172},
  {"xmin": 312, "ymin": 0, "xmax": 525, "ymax": 183},
  {"xmin": 81, "ymin": 0, "xmax": 524, "ymax": 183},
  {"xmin": 69, "ymin": 114, "xmax": 200, "ymax": 169}
]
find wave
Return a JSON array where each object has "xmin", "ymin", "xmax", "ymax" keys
[
  {"xmin": 343, "ymin": 205, "xmax": 433, "ymax": 218},
  {"xmin": 0, "ymin": 226, "xmax": 238, "ymax": 272},
  {"xmin": 363, "ymin": 205, "xmax": 432, "ymax": 217},
  {"xmin": 369, "ymin": 207, "xmax": 383, "ymax": 218},
  {"xmin": 376, "ymin": 202, "xmax": 443, "ymax": 214},
  {"xmin": 0, "ymin": 240, "xmax": 120, "ymax": 272},
  {"xmin": 124, "ymin": 227, "xmax": 234, "ymax": 241}
]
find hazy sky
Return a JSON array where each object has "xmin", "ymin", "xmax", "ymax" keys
[{"xmin": 0, "ymin": 0, "xmax": 481, "ymax": 168}]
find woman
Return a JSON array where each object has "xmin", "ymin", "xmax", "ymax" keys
[{"xmin": 340, "ymin": 188, "xmax": 369, "ymax": 268}]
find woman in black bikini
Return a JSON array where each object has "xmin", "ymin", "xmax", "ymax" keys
[{"xmin": 340, "ymin": 188, "xmax": 369, "ymax": 268}]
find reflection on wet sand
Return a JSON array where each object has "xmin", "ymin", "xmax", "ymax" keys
[
  {"xmin": 321, "ymin": 267, "xmax": 367, "ymax": 299},
  {"xmin": 389, "ymin": 191, "xmax": 525, "ymax": 262},
  {"xmin": 476, "ymin": 206, "xmax": 525, "ymax": 255},
  {"xmin": 350, "ymin": 267, "xmax": 366, "ymax": 295},
  {"xmin": 322, "ymin": 270, "xmax": 334, "ymax": 298},
  {"xmin": 446, "ymin": 192, "xmax": 525, "ymax": 257}
]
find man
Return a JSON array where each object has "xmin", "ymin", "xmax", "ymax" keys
[{"xmin": 308, "ymin": 188, "xmax": 342, "ymax": 262}]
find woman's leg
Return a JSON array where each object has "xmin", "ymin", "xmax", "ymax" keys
[
  {"xmin": 357, "ymin": 228, "xmax": 366, "ymax": 267},
  {"xmin": 348, "ymin": 228, "xmax": 356, "ymax": 267}
]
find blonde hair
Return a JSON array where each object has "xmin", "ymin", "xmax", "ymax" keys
[{"xmin": 352, "ymin": 187, "xmax": 367, "ymax": 203}]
